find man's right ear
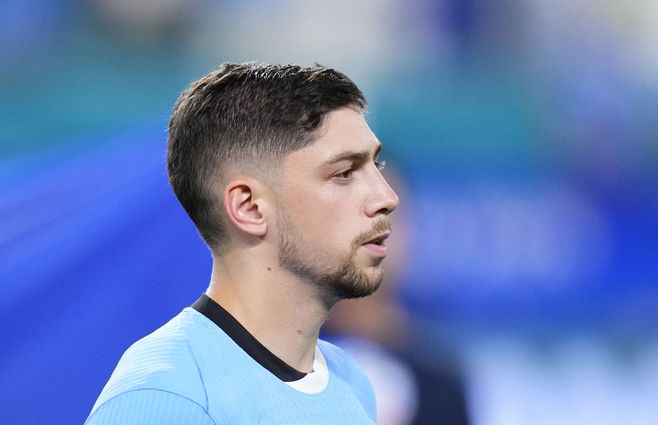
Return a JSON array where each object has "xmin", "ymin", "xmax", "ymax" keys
[{"xmin": 223, "ymin": 180, "xmax": 268, "ymax": 237}]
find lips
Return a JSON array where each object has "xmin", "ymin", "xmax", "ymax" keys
[
  {"xmin": 361, "ymin": 230, "xmax": 391, "ymax": 257},
  {"xmin": 362, "ymin": 231, "xmax": 391, "ymax": 247}
]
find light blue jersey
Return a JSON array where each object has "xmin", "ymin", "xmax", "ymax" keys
[{"xmin": 86, "ymin": 308, "xmax": 377, "ymax": 424}]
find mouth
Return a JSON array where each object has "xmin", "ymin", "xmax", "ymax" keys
[
  {"xmin": 362, "ymin": 231, "xmax": 391, "ymax": 247},
  {"xmin": 361, "ymin": 231, "xmax": 391, "ymax": 257}
]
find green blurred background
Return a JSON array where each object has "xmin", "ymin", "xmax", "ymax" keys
[{"xmin": 2, "ymin": 1, "xmax": 658, "ymax": 424}]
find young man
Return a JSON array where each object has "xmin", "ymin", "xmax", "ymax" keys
[{"xmin": 86, "ymin": 62, "xmax": 399, "ymax": 424}]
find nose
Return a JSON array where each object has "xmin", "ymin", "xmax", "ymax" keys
[{"xmin": 365, "ymin": 169, "xmax": 400, "ymax": 217}]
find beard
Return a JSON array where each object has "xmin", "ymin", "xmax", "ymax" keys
[{"xmin": 277, "ymin": 211, "xmax": 389, "ymax": 304}]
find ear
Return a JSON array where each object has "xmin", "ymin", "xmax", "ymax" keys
[{"xmin": 223, "ymin": 179, "xmax": 268, "ymax": 238}]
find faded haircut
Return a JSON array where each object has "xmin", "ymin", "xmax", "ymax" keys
[{"xmin": 167, "ymin": 62, "xmax": 367, "ymax": 252}]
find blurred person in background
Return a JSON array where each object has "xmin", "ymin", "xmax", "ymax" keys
[
  {"xmin": 85, "ymin": 62, "xmax": 399, "ymax": 424},
  {"xmin": 325, "ymin": 169, "xmax": 471, "ymax": 425},
  {"xmin": 4, "ymin": 1, "xmax": 658, "ymax": 424}
]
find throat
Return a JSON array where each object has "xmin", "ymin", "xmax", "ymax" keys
[{"xmin": 192, "ymin": 294, "xmax": 308, "ymax": 381}]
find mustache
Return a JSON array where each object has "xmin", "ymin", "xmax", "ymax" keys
[{"xmin": 355, "ymin": 220, "xmax": 392, "ymax": 246}]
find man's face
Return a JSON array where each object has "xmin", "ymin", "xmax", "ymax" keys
[{"xmin": 274, "ymin": 107, "xmax": 399, "ymax": 302}]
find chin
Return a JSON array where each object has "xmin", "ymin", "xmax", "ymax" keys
[{"xmin": 331, "ymin": 266, "xmax": 384, "ymax": 300}]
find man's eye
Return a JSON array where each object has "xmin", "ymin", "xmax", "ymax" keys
[
  {"xmin": 375, "ymin": 159, "xmax": 386, "ymax": 171},
  {"xmin": 335, "ymin": 170, "xmax": 353, "ymax": 180}
]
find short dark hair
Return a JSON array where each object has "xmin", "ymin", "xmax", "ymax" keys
[{"xmin": 167, "ymin": 62, "xmax": 367, "ymax": 252}]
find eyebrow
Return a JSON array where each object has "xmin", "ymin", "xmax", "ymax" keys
[{"xmin": 323, "ymin": 143, "xmax": 382, "ymax": 166}]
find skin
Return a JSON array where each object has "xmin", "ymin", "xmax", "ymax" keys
[{"xmin": 206, "ymin": 107, "xmax": 399, "ymax": 373}]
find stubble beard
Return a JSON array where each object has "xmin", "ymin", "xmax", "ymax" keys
[{"xmin": 277, "ymin": 211, "xmax": 386, "ymax": 306}]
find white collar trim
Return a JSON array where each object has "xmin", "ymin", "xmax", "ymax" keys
[{"xmin": 285, "ymin": 345, "xmax": 329, "ymax": 394}]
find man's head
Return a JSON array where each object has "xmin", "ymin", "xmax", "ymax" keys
[
  {"xmin": 167, "ymin": 62, "xmax": 398, "ymax": 301},
  {"xmin": 168, "ymin": 62, "xmax": 366, "ymax": 252}
]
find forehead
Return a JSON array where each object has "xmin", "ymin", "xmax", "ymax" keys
[{"xmin": 285, "ymin": 108, "xmax": 379, "ymax": 169}]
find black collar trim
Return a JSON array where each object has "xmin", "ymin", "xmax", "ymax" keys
[{"xmin": 191, "ymin": 293, "xmax": 307, "ymax": 382}]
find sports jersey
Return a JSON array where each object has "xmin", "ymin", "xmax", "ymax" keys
[{"xmin": 85, "ymin": 295, "xmax": 377, "ymax": 424}]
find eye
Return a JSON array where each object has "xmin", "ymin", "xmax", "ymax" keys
[
  {"xmin": 334, "ymin": 169, "xmax": 353, "ymax": 180},
  {"xmin": 375, "ymin": 159, "xmax": 386, "ymax": 171}
]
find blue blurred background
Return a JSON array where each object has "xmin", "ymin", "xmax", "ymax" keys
[{"xmin": 2, "ymin": 1, "xmax": 657, "ymax": 424}]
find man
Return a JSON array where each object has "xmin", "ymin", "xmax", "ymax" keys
[{"xmin": 86, "ymin": 62, "xmax": 399, "ymax": 424}]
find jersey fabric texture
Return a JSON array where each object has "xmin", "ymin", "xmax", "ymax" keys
[{"xmin": 85, "ymin": 307, "xmax": 377, "ymax": 424}]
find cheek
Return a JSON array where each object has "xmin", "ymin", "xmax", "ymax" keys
[{"xmin": 282, "ymin": 183, "xmax": 364, "ymax": 244}]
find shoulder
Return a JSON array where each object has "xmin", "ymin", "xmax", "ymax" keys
[
  {"xmin": 89, "ymin": 309, "xmax": 212, "ymax": 418},
  {"xmin": 85, "ymin": 388, "xmax": 216, "ymax": 425},
  {"xmin": 318, "ymin": 338, "xmax": 377, "ymax": 419}
]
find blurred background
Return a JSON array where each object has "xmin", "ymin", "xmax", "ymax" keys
[{"xmin": 1, "ymin": 0, "xmax": 658, "ymax": 424}]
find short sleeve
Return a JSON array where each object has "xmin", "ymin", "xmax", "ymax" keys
[{"xmin": 85, "ymin": 389, "xmax": 216, "ymax": 425}]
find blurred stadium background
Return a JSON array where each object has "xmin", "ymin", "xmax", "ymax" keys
[{"xmin": 1, "ymin": 1, "xmax": 657, "ymax": 424}]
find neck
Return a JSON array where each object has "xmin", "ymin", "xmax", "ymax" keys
[{"xmin": 206, "ymin": 250, "xmax": 332, "ymax": 373}]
